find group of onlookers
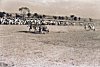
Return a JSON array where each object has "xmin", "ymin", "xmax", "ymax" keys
[{"xmin": 0, "ymin": 17, "xmax": 24, "ymax": 25}]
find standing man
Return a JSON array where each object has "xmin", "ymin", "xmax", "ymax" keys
[{"xmin": 28, "ymin": 20, "xmax": 32, "ymax": 31}]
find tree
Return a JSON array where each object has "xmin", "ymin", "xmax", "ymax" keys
[
  {"xmin": 37, "ymin": 15, "xmax": 42, "ymax": 19},
  {"xmin": 0, "ymin": 12, "xmax": 6, "ymax": 18},
  {"xmin": 65, "ymin": 16, "xmax": 68, "ymax": 20},
  {"xmin": 42, "ymin": 15, "xmax": 46, "ymax": 19},
  {"xmin": 61, "ymin": 16, "xmax": 65, "ymax": 20},
  {"xmin": 19, "ymin": 7, "xmax": 30, "ymax": 14},
  {"xmin": 74, "ymin": 17, "xmax": 77, "ymax": 21},
  {"xmin": 70, "ymin": 15, "xmax": 75, "ymax": 18},
  {"xmin": 16, "ymin": 13, "xmax": 22, "ymax": 18},
  {"xmin": 58, "ymin": 16, "xmax": 62, "ymax": 20},
  {"xmin": 89, "ymin": 18, "xmax": 92, "ymax": 22},
  {"xmin": 19, "ymin": 7, "xmax": 30, "ymax": 20},
  {"xmin": 78, "ymin": 17, "xmax": 81, "ymax": 21},
  {"xmin": 53, "ymin": 16, "xmax": 57, "ymax": 19},
  {"xmin": 70, "ymin": 15, "xmax": 75, "ymax": 20},
  {"xmin": 27, "ymin": 13, "xmax": 31, "ymax": 18},
  {"xmin": 6, "ymin": 13, "xmax": 12, "ymax": 18},
  {"xmin": 33, "ymin": 13, "xmax": 39, "ymax": 18}
]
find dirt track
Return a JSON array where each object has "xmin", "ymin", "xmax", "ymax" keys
[{"xmin": 0, "ymin": 25, "xmax": 100, "ymax": 67}]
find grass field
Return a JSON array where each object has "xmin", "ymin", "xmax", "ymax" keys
[{"xmin": 0, "ymin": 25, "xmax": 100, "ymax": 67}]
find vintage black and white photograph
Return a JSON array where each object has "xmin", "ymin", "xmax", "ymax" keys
[{"xmin": 0, "ymin": 0, "xmax": 100, "ymax": 67}]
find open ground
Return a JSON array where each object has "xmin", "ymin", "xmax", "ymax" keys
[{"xmin": 0, "ymin": 25, "xmax": 100, "ymax": 67}]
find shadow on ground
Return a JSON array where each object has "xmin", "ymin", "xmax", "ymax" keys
[
  {"xmin": 0, "ymin": 62, "xmax": 14, "ymax": 67},
  {"xmin": 17, "ymin": 31, "xmax": 43, "ymax": 34}
]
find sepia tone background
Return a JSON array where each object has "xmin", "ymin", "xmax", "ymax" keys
[
  {"xmin": 0, "ymin": 0, "xmax": 100, "ymax": 19},
  {"xmin": 0, "ymin": 0, "xmax": 100, "ymax": 67}
]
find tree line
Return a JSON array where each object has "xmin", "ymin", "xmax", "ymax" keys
[{"xmin": 0, "ymin": 7, "xmax": 93, "ymax": 22}]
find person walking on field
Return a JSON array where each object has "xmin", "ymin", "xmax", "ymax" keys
[
  {"xmin": 88, "ymin": 23, "xmax": 95, "ymax": 31},
  {"xmin": 84, "ymin": 23, "xmax": 95, "ymax": 31},
  {"xmin": 28, "ymin": 21, "xmax": 32, "ymax": 31}
]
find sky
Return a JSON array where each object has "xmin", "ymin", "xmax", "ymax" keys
[{"xmin": 0, "ymin": 0, "xmax": 100, "ymax": 19}]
